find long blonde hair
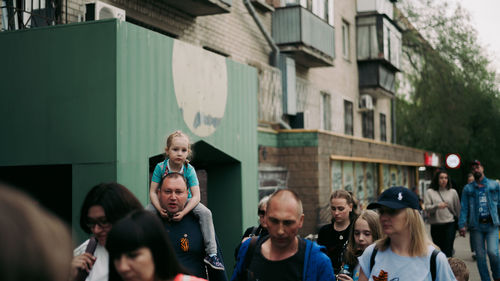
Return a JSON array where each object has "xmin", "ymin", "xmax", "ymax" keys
[
  {"xmin": 345, "ymin": 210, "xmax": 382, "ymax": 266},
  {"xmin": 375, "ymin": 208, "xmax": 430, "ymax": 256}
]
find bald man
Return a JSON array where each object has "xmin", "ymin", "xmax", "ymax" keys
[{"xmin": 231, "ymin": 189, "xmax": 335, "ymax": 281}]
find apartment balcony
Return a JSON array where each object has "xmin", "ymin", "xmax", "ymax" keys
[
  {"xmin": 272, "ymin": 5, "xmax": 335, "ymax": 68},
  {"xmin": 162, "ymin": 0, "xmax": 231, "ymax": 17},
  {"xmin": 1, "ymin": 0, "xmax": 61, "ymax": 31},
  {"xmin": 356, "ymin": 13, "xmax": 401, "ymax": 97},
  {"xmin": 357, "ymin": 0, "xmax": 396, "ymax": 20},
  {"xmin": 358, "ymin": 61, "xmax": 396, "ymax": 98}
]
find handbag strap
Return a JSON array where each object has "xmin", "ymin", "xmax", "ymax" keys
[{"xmin": 437, "ymin": 190, "xmax": 456, "ymax": 217}]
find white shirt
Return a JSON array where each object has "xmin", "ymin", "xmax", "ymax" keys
[
  {"xmin": 74, "ymin": 239, "xmax": 109, "ymax": 281},
  {"xmin": 358, "ymin": 244, "xmax": 457, "ymax": 281}
]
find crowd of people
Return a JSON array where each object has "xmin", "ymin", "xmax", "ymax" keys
[{"xmin": 2, "ymin": 129, "xmax": 500, "ymax": 281}]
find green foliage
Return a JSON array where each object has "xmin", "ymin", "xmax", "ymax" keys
[{"xmin": 396, "ymin": 0, "xmax": 500, "ymax": 180}]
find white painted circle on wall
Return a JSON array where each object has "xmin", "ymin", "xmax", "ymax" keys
[{"xmin": 172, "ymin": 40, "xmax": 228, "ymax": 137}]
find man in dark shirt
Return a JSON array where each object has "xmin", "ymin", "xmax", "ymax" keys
[
  {"xmin": 157, "ymin": 172, "xmax": 227, "ymax": 281},
  {"xmin": 232, "ymin": 189, "xmax": 335, "ymax": 281}
]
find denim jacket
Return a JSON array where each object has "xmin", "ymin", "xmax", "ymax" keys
[{"xmin": 458, "ymin": 176, "xmax": 500, "ymax": 229}]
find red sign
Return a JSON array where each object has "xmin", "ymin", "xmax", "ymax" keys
[{"xmin": 424, "ymin": 152, "xmax": 440, "ymax": 167}]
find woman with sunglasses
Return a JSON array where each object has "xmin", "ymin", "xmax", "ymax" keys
[
  {"xmin": 234, "ymin": 196, "xmax": 270, "ymax": 259},
  {"xmin": 358, "ymin": 186, "xmax": 456, "ymax": 281},
  {"xmin": 71, "ymin": 182, "xmax": 143, "ymax": 281},
  {"xmin": 241, "ymin": 195, "xmax": 270, "ymax": 241}
]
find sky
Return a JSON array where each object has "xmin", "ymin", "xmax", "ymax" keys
[{"xmin": 456, "ymin": 0, "xmax": 500, "ymax": 71}]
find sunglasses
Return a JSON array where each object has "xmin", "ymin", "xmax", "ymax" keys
[
  {"xmin": 86, "ymin": 217, "xmax": 111, "ymax": 229},
  {"xmin": 377, "ymin": 207, "xmax": 402, "ymax": 216},
  {"xmin": 258, "ymin": 210, "xmax": 266, "ymax": 216}
]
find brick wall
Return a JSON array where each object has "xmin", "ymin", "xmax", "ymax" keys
[
  {"xmin": 258, "ymin": 129, "xmax": 425, "ymax": 233},
  {"xmin": 283, "ymin": 146, "xmax": 319, "ymax": 235},
  {"xmin": 63, "ymin": 0, "xmax": 273, "ymax": 67}
]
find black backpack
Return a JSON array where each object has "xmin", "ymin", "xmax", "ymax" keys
[
  {"xmin": 237, "ymin": 236, "xmax": 259, "ymax": 281},
  {"xmin": 369, "ymin": 247, "xmax": 440, "ymax": 281}
]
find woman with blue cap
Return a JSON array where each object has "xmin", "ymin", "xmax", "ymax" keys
[{"xmin": 357, "ymin": 186, "xmax": 457, "ymax": 281}]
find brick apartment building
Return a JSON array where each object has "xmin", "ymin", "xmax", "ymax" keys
[{"xmin": 0, "ymin": 0, "xmax": 440, "ymax": 240}]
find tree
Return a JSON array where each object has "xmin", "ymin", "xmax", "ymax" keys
[{"xmin": 395, "ymin": 0, "xmax": 500, "ymax": 182}]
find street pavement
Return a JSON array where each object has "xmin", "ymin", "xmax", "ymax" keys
[
  {"xmin": 425, "ymin": 224, "xmax": 482, "ymax": 280},
  {"xmin": 453, "ymin": 231, "xmax": 481, "ymax": 281}
]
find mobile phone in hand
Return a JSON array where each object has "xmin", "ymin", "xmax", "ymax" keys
[{"xmin": 74, "ymin": 237, "xmax": 98, "ymax": 281}]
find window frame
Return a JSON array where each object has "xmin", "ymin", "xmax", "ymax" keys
[
  {"xmin": 380, "ymin": 113, "xmax": 387, "ymax": 142},
  {"xmin": 321, "ymin": 91, "xmax": 332, "ymax": 131},
  {"xmin": 362, "ymin": 110, "xmax": 374, "ymax": 139},
  {"xmin": 344, "ymin": 100, "xmax": 353, "ymax": 135},
  {"xmin": 342, "ymin": 20, "xmax": 350, "ymax": 60}
]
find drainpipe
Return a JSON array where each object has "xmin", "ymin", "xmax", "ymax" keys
[
  {"xmin": 243, "ymin": 0, "xmax": 279, "ymax": 67},
  {"xmin": 243, "ymin": 0, "xmax": 291, "ymax": 130}
]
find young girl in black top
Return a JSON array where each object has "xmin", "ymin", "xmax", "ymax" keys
[{"xmin": 317, "ymin": 190, "xmax": 357, "ymax": 274}]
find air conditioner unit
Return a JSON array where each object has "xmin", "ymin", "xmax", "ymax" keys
[
  {"xmin": 86, "ymin": 1, "xmax": 126, "ymax": 21},
  {"xmin": 359, "ymin": 94, "xmax": 374, "ymax": 111}
]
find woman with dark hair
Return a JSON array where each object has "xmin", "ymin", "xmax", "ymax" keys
[
  {"xmin": 71, "ymin": 182, "xmax": 143, "ymax": 281},
  {"xmin": 106, "ymin": 210, "xmax": 206, "ymax": 281},
  {"xmin": 424, "ymin": 169, "xmax": 461, "ymax": 257}
]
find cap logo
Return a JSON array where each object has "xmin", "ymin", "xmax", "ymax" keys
[{"xmin": 398, "ymin": 192, "xmax": 403, "ymax": 201}]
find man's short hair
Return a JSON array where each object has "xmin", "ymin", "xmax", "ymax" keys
[
  {"xmin": 159, "ymin": 172, "xmax": 187, "ymax": 190},
  {"xmin": 448, "ymin": 257, "xmax": 469, "ymax": 281},
  {"xmin": 267, "ymin": 189, "xmax": 303, "ymax": 215}
]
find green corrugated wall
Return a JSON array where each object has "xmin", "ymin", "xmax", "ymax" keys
[{"xmin": 0, "ymin": 19, "xmax": 258, "ymax": 273}]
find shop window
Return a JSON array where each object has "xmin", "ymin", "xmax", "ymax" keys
[
  {"xmin": 331, "ymin": 160, "xmax": 378, "ymax": 208},
  {"xmin": 343, "ymin": 161, "xmax": 354, "ymax": 192}
]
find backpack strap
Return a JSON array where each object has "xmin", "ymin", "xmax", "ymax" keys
[
  {"xmin": 430, "ymin": 249, "xmax": 439, "ymax": 281},
  {"xmin": 249, "ymin": 226, "xmax": 258, "ymax": 236},
  {"xmin": 239, "ymin": 236, "xmax": 259, "ymax": 281},
  {"xmin": 369, "ymin": 246, "xmax": 378, "ymax": 273},
  {"xmin": 369, "ymin": 246, "xmax": 439, "ymax": 280}
]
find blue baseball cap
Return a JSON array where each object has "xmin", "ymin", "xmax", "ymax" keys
[{"xmin": 367, "ymin": 186, "xmax": 421, "ymax": 210}]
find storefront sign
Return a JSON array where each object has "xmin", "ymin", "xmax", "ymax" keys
[{"xmin": 424, "ymin": 152, "xmax": 440, "ymax": 167}]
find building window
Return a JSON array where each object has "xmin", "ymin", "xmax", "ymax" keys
[
  {"xmin": 342, "ymin": 20, "xmax": 350, "ymax": 60},
  {"xmin": 344, "ymin": 100, "xmax": 353, "ymax": 135},
  {"xmin": 321, "ymin": 92, "xmax": 331, "ymax": 131},
  {"xmin": 380, "ymin": 113, "xmax": 387, "ymax": 142},
  {"xmin": 362, "ymin": 111, "xmax": 374, "ymax": 139}
]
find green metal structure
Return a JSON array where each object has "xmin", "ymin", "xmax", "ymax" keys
[{"xmin": 0, "ymin": 19, "xmax": 258, "ymax": 271}]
